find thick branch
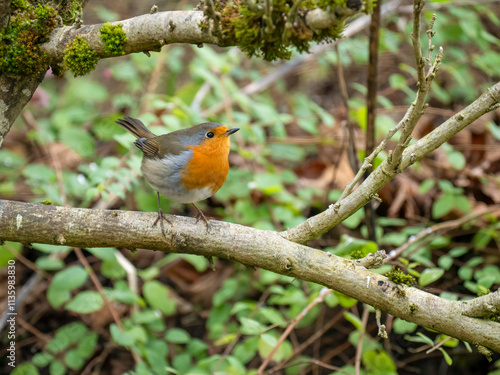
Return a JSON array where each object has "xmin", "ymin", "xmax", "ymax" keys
[
  {"xmin": 281, "ymin": 81, "xmax": 500, "ymax": 244},
  {"xmin": 0, "ymin": 199, "xmax": 499, "ymax": 352},
  {"xmin": 0, "ymin": 70, "xmax": 47, "ymax": 148},
  {"xmin": 41, "ymin": 11, "xmax": 220, "ymax": 62}
]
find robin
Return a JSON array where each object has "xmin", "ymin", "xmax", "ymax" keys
[{"xmin": 115, "ymin": 116, "xmax": 239, "ymax": 235}]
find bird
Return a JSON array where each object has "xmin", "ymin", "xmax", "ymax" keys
[{"xmin": 115, "ymin": 116, "xmax": 239, "ymax": 235}]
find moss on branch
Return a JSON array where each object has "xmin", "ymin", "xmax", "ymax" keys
[
  {"xmin": 0, "ymin": 0, "xmax": 83, "ymax": 76},
  {"xmin": 216, "ymin": 0, "xmax": 364, "ymax": 61},
  {"xmin": 99, "ymin": 22, "xmax": 128, "ymax": 56},
  {"xmin": 62, "ymin": 36, "xmax": 98, "ymax": 77}
]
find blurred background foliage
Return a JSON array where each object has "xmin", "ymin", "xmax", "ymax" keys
[{"xmin": 1, "ymin": 0, "xmax": 500, "ymax": 374}]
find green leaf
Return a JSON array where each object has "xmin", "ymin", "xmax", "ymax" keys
[
  {"xmin": 393, "ymin": 318, "xmax": 418, "ymax": 334},
  {"xmin": 172, "ymin": 352, "xmax": 191, "ymax": 374},
  {"xmin": 253, "ymin": 173, "xmax": 284, "ymax": 195},
  {"xmin": 449, "ymin": 247, "xmax": 468, "ymax": 258},
  {"xmin": 447, "ymin": 151, "xmax": 466, "ymax": 170},
  {"xmin": 101, "ymin": 257, "xmax": 126, "ymax": 279},
  {"xmin": 417, "ymin": 332, "xmax": 435, "ymax": 346},
  {"xmin": 213, "ymin": 278, "xmax": 238, "ymax": 307},
  {"xmin": 47, "ymin": 287, "xmax": 71, "ymax": 308},
  {"xmin": 404, "ymin": 333, "xmax": 434, "ymax": 346},
  {"xmin": 419, "ymin": 268, "xmax": 445, "ymax": 286},
  {"xmin": 214, "ymin": 333, "xmax": 237, "ymax": 346},
  {"xmin": 32, "ymin": 244, "xmax": 72, "ymax": 254},
  {"xmin": 487, "ymin": 121, "xmax": 500, "ymax": 141},
  {"xmin": 110, "ymin": 324, "xmax": 147, "ymax": 347},
  {"xmin": 65, "ymin": 291, "xmax": 104, "ymax": 314},
  {"xmin": 233, "ymin": 336, "xmax": 259, "ymax": 364},
  {"xmin": 476, "ymin": 265, "xmax": 500, "ymax": 284},
  {"xmin": 180, "ymin": 254, "xmax": 208, "ymax": 272},
  {"xmin": 32, "ymin": 352, "xmax": 54, "ymax": 367},
  {"xmin": 11, "ymin": 363, "xmax": 41, "ymax": 375},
  {"xmin": 344, "ymin": 311, "xmax": 363, "ymax": 331},
  {"xmin": 362, "ymin": 349, "xmax": 397, "ymax": 373},
  {"xmin": 143, "ymin": 280, "xmax": 176, "ymax": 316},
  {"xmin": 341, "ymin": 208, "xmax": 364, "ymax": 229},
  {"xmin": 453, "ymin": 195, "xmax": 472, "ymax": 213},
  {"xmin": 432, "ymin": 193, "xmax": 454, "ymax": 219},
  {"xmin": 36, "ymin": 256, "xmax": 65, "ymax": 271},
  {"xmin": 258, "ymin": 307, "xmax": 286, "ymax": 326},
  {"xmin": 45, "ymin": 323, "xmax": 88, "ymax": 354},
  {"xmin": 458, "ymin": 267, "xmax": 473, "ymax": 281},
  {"xmin": 438, "ymin": 179, "xmax": 457, "ymax": 193},
  {"xmin": 49, "ymin": 359, "xmax": 66, "ymax": 375},
  {"xmin": 336, "ymin": 292, "xmax": 358, "ymax": 308},
  {"xmin": 187, "ymin": 338, "xmax": 208, "ymax": 359},
  {"xmin": 64, "ymin": 349, "xmax": 84, "ymax": 370},
  {"xmin": 59, "ymin": 127, "xmax": 95, "ymax": 158},
  {"xmin": 165, "ymin": 328, "xmax": 190, "ymax": 344},
  {"xmin": 257, "ymin": 334, "xmax": 292, "ymax": 362},
  {"xmin": 239, "ymin": 317, "xmax": 266, "ymax": 335},
  {"xmin": 439, "ymin": 348, "xmax": 453, "ymax": 366},
  {"xmin": 418, "ymin": 179, "xmax": 435, "ymax": 194},
  {"xmin": 51, "ymin": 265, "xmax": 88, "ymax": 291},
  {"xmin": 438, "ymin": 255, "xmax": 453, "ymax": 270},
  {"xmin": 143, "ymin": 339, "xmax": 169, "ymax": 374},
  {"xmin": 77, "ymin": 332, "xmax": 98, "ymax": 359}
]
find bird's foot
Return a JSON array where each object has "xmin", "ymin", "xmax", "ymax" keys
[
  {"xmin": 191, "ymin": 203, "xmax": 214, "ymax": 230},
  {"xmin": 153, "ymin": 208, "xmax": 171, "ymax": 237}
]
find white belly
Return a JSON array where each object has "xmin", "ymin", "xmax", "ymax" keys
[{"xmin": 140, "ymin": 151, "xmax": 215, "ymax": 204}]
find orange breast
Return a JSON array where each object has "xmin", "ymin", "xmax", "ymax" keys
[{"xmin": 181, "ymin": 137, "xmax": 231, "ymax": 194}]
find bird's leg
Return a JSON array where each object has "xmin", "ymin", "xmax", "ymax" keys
[
  {"xmin": 192, "ymin": 203, "xmax": 212, "ymax": 228},
  {"xmin": 153, "ymin": 192, "xmax": 170, "ymax": 237}
]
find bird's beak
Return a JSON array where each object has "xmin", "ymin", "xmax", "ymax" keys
[{"xmin": 224, "ymin": 128, "xmax": 240, "ymax": 136}]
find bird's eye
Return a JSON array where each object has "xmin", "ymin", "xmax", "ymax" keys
[{"xmin": 206, "ymin": 132, "xmax": 215, "ymax": 138}]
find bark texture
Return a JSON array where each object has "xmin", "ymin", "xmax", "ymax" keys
[{"xmin": 0, "ymin": 199, "xmax": 499, "ymax": 352}]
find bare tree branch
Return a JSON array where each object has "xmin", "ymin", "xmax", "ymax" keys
[
  {"xmin": 41, "ymin": 11, "xmax": 220, "ymax": 62},
  {"xmin": 0, "ymin": 199, "xmax": 499, "ymax": 352},
  {"xmin": 280, "ymin": 81, "xmax": 500, "ymax": 244}
]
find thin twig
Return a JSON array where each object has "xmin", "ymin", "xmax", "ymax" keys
[
  {"xmin": 335, "ymin": 43, "xmax": 359, "ymax": 173},
  {"xmin": 213, "ymin": 288, "xmax": 272, "ymax": 372},
  {"xmin": 376, "ymin": 309, "xmax": 388, "ymax": 338},
  {"xmin": 364, "ymin": 0, "xmax": 382, "ymax": 241},
  {"xmin": 74, "ymin": 248, "xmax": 123, "ymax": 329},
  {"xmin": 355, "ymin": 305, "xmax": 370, "ymax": 375},
  {"xmin": 386, "ymin": 204, "xmax": 500, "ymax": 261},
  {"xmin": 271, "ymin": 307, "xmax": 347, "ymax": 372},
  {"xmin": 17, "ymin": 317, "xmax": 52, "ymax": 344},
  {"xmin": 115, "ymin": 250, "xmax": 139, "ymax": 314},
  {"xmin": 426, "ymin": 336, "xmax": 452, "ymax": 354},
  {"xmin": 426, "ymin": 14, "xmax": 436, "ymax": 64},
  {"xmin": 257, "ymin": 288, "xmax": 332, "ymax": 374}
]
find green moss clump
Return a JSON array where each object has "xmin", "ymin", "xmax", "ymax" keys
[
  {"xmin": 409, "ymin": 303, "xmax": 418, "ymax": 312},
  {"xmin": 40, "ymin": 200, "xmax": 53, "ymax": 205},
  {"xmin": 219, "ymin": 0, "xmax": 349, "ymax": 61},
  {"xmin": 99, "ymin": 23, "xmax": 128, "ymax": 56},
  {"xmin": 0, "ymin": 3, "xmax": 57, "ymax": 76},
  {"xmin": 350, "ymin": 249, "xmax": 365, "ymax": 259},
  {"xmin": 63, "ymin": 36, "xmax": 99, "ymax": 77},
  {"xmin": 11, "ymin": 0, "xmax": 30, "ymax": 11},
  {"xmin": 385, "ymin": 267, "xmax": 416, "ymax": 286}
]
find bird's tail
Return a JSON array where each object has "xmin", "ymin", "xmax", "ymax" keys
[{"xmin": 115, "ymin": 117, "xmax": 155, "ymax": 139}]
